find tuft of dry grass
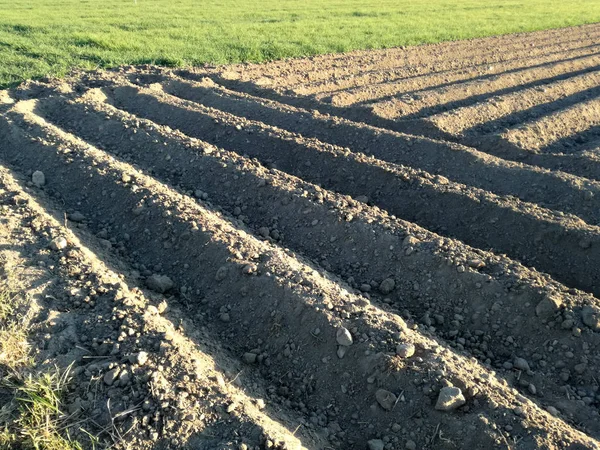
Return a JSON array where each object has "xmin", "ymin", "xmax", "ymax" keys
[
  {"xmin": 0, "ymin": 366, "xmax": 83, "ymax": 450},
  {"xmin": 0, "ymin": 280, "xmax": 32, "ymax": 373},
  {"xmin": 0, "ymin": 264, "xmax": 85, "ymax": 449}
]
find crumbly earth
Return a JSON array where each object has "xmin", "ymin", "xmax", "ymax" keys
[{"xmin": 2, "ymin": 24, "xmax": 600, "ymax": 450}]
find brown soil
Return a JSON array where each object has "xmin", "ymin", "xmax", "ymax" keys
[{"xmin": 2, "ymin": 24, "xmax": 600, "ymax": 450}]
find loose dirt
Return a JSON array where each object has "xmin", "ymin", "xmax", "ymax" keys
[{"xmin": 2, "ymin": 24, "xmax": 600, "ymax": 450}]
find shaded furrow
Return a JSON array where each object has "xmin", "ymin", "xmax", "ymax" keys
[
  {"xmin": 156, "ymin": 75, "xmax": 600, "ymax": 227},
  {"xmin": 33, "ymin": 90, "xmax": 600, "ymax": 422},
  {"xmin": 310, "ymin": 39, "xmax": 598, "ymax": 103},
  {"xmin": 5, "ymin": 104, "xmax": 600, "ymax": 449},
  {"xmin": 0, "ymin": 164, "xmax": 309, "ymax": 449},
  {"xmin": 364, "ymin": 51, "xmax": 600, "ymax": 118},
  {"xmin": 462, "ymin": 134, "xmax": 600, "ymax": 182},
  {"xmin": 93, "ymin": 82, "xmax": 600, "ymax": 298},
  {"xmin": 429, "ymin": 70, "xmax": 600, "ymax": 136},
  {"xmin": 503, "ymin": 97, "xmax": 600, "ymax": 154}
]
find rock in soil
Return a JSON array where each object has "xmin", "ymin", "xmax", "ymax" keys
[
  {"xmin": 146, "ymin": 274, "xmax": 174, "ymax": 293},
  {"xmin": 435, "ymin": 386, "xmax": 466, "ymax": 411}
]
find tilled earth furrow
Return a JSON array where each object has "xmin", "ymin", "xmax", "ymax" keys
[
  {"xmin": 29, "ymin": 89, "xmax": 600, "ymax": 428},
  {"xmin": 219, "ymin": 24, "xmax": 600, "ymax": 90},
  {"xmin": 0, "ymin": 163, "xmax": 308, "ymax": 450},
  {"xmin": 5, "ymin": 24, "xmax": 600, "ymax": 449},
  {"xmin": 294, "ymin": 39, "xmax": 600, "ymax": 97},
  {"xmin": 428, "ymin": 70, "xmax": 600, "ymax": 136},
  {"xmin": 502, "ymin": 97, "xmax": 600, "ymax": 154},
  {"xmin": 363, "ymin": 51, "xmax": 600, "ymax": 119},
  {"xmin": 156, "ymin": 75, "xmax": 600, "ymax": 227},
  {"xmin": 5, "ymin": 102, "xmax": 600, "ymax": 449},
  {"xmin": 463, "ymin": 134, "xmax": 600, "ymax": 181},
  {"xmin": 99, "ymin": 82, "xmax": 600, "ymax": 298}
]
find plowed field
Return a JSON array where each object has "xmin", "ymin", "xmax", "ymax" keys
[{"xmin": 2, "ymin": 24, "xmax": 600, "ymax": 450}]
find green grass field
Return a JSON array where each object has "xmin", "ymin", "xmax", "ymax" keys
[{"xmin": 1, "ymin": 0, "xmax": 600, "ymax": 88}]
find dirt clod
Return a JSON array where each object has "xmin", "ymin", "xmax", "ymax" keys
[
  {"xmin": 31, "ymin": 170, "xmax": 45, "ymax": 186},
  {"xmin": 146, "ymin": 273, "xmax": 174, "ymax": 293},
  {"xmin": 375, "ymin": 388, "xmax": 397, "ymax": 411}
]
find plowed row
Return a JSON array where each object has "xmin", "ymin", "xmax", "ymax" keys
[{"xmin": 2, "ymin": 24, "xmax": 600, "ymax": 450}]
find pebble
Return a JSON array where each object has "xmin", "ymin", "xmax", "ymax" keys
[
  {"xmin": 336, "ymin": 327, "xmax": 353, "ymax": 346},
  {"xmin": 69, "ymin": 212, "xmax": 85, "ymax": 222},
  {"xmin": 215, "ymin": 265, "xmax": 228, "ymax": 281},
  {"xmin": 535, "ymin": 295, "xmax": 562, "ymax": 319},
  {"xmin": 405, "ymin": 440, "xmax": 417, "ymax": 450},
  {"xmin": 32, "ymin": 170, "xmax": 45, "ymax": 187},
  {"xmin": 582, "ymin": 305, "xmax": 600, "ymax": 331},
  {"xmin": 49, "ymin": 236, "xmax": 68, "ymax": 251},
  {"xmin": 513, "ymin": 357, "xmax": 530, "ymax": 372},
  {"xmin": 396, "ymin": 343, "xmax": 416, "ymax": 358},
  {"xmin": 367, "ymin": 439, "xmax": 384, "ymax": 450},
  {"xmin": 103, "ymin": 368, "xmax": 120, "ymax": 386},
  {"xmin": 435, "ymin": 386, "xmax": 466, "ymax": 411},
  {"xmin": 243, "ymin": 352, "xmax": 258, "ymax": 364},
  {"xmin": 375, "ymin": 388, "xmax": 397, "ymax": 411},
  {"xmin": 379, "ymin": 278, "xmax": 395, "ymax": 294},
  {"xmin": 129, "ymin": 351, "xmax": 149, "ymax": 366},
  {"xmin": 146, "ymin": 274, "xmax": 174, "ymax": 293}
]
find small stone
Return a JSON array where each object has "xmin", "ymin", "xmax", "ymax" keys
[
  {"xmin": 582, "ymin": 305, "xmax": 600, "ymax": 331},
  {"xmin": 119, "ymin": 370, "xmax": 131, "ymax": 385},
  {"xmin": 129, "ymin": 351, "xmax": 149, "ymax": 366},
  {"xmin": 103, "ymin": 368, "xmax": 120, "ymax": 386},
  {"xmin": 379, "ymin": 278, "xmax": 395, "ymax": 294},
  {"xmin": 32, "ymin": 171, "xmax": 45, "ymax": 187},
  {"xmin": 467, "ymin": 259, "xmax": 485, "ymax": 269},
  {"xmin": 242, "ymin": 264, "xmax": 257, "ymax": 275},
  {"xmin": 405, "ymin": 440, "xmax": 417, "ymax": 450},
  {"xmin": 146, "ymin": 274, "xmax": 174, "ymax": 293},
  {"xmin": 215, "ymin": 265, "xmax": 228, "ymax": 281},
  {"xmin": 375, "ymin": 388, "xmax": 397, "ymax": 411},
  {"xmin": 49, "ymin": 237, "xmax": 68, "ymax": 251},
  {"xmin": 226, "ymin": 403, "xmax": 237, "ymax": 413},
  {"xmin": 336, "ymin": 346, "xmax": 348, "ymax": 359},
  {"xmin": 243, "ymin": 352, "xmax": 257, "ymax": 364},
  {"xmin": 435, "ymin": 386, "xmax": 466, "ymax": 411},
  {"xmin": 513, "ymin": 357, "xmax": 530, "ymax": 372},
  {"xmin": 367, "ymin": 439, "xmax": 384, "ymax": 450},
  {"xmin": 547, "ymin": 406, "xmax": 559, "ymax": 416},
  {"xmin": 535, "ymin": 295, "xmax": 562, "ymax": 319},
  {"xmin": 336, "ymin": 327, "xmax": 353, "ymax": 346},
  {"xmin": 69, "ymin": 212, "xmax": 85, "ymax": 222},
  {"xmin": 396, "ymin": 343, "xmax": 416, "ymax": 358},
  {"xmin": 561, "ymin": 319, "xmax": 575, "ymax": 329}
]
